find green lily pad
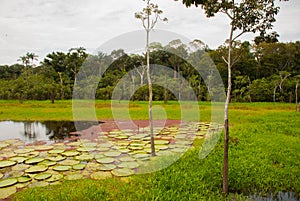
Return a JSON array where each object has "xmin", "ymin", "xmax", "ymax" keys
[
  {"xmin": 34, "ymin": 173, "xmax": 52, "ymax": 180},
  {"xmin": 48, "ymin": 149, "xmax": 65, "ymax": 154},
  {"xmin": 90, "ymin": 171, "xmax": 112, "ymax": 180},
  {"xmin": 25, "ymin": 157, "xmax": 44, "ymax": 165},
  {"xmin": 77, "ymin": 147, "xmax": 96, "ymax": 152},
  {"xmin": 60, "ymin": 159, "xmax": 80, "ymax": 166},
  {"xmin": 53, "ymin": 165, "xmax": 71, "ymax": 172},
  {"xmin": 128, "ymin": 146, "xmax": 144, "ymax": 151},
  {"xmin": 67, "ymin": 141, "xmax": 82, "ymax": 146},
  {"xmin": 0, "ymin": 143, "xmax": 10, "ymax": 149},
  {"xmin": 104, "ymin": 151, "xmax": 122, "ymax": 157},
  {"xmin": 64, "ymin": 174, "xmax": 83, "ymax": 180},
  {"xmin": 81, "ymin": 142, "xmax": 98, "ymax": 147},
  {"xmin": 25, "ymin": 165, "xmax": 48, "ymax": 173},
  {"xmin": 9, "ymin": 156, "xmax": 28, "ymax": 163},
  {"xmin": 38, "ymin": 160, "xmax": 57, "ymax": 166},
  {"xmin": 47, "ymin": 155, "xmax": 66, "ymax": 162},
  {"xmin": 17, "ymin": 176, "xmax": 32, "ymax": 183},
  {"xmin": 96, "ymin": 147, "xmax": 110, "ymax": 152},
  {"xmin": 0, "ymin": 173, "xmax": 3, "ymax": 179},
  {"xmin": 28, "ymin": 151, "xmax": 40, "ymax": 157},
  {"xmin": 155, "ymin": 140, "xmax": 169, "ymax": 145},
  {"xmin": 117, "ymin": 161, "xmax": 140, "ymax": 169},
  {"xmin": 7, "ymin": 170, "xmax": 24, "ymax": 178},
  {"xmin": 61, "ymin": 151, "xmax": 80, "ymax": 157},
  {"xmin": 72, "ymin": 164, "xmax": 86, "ymax": 170},
  {"xmin": 0, "ymin": 178, "xmax": 18, "ymax": 188},
  {"xmin": 155, "ymin": 145, "xmax": 169, "ymax": 150},
  {"xmin": 0, "ymin": 160, "xmax": 16, "ymax": 168},
  {"xmin": 12, "ymin": 164, "xmax": 30, "ymax": 171},
  {"xmin": 14, "ymin": 148, "xmax": 34, "ymax": 154},
  {"xmin": 0, "ymin": 152, "xmax": 17, "ymax": 158},
  {"xmin": 111, "ymin": 168, "xmax": 135, "ymax": 177},
  {"xmin": 75, "ymin": 154, "xmax": 94, "ymax": 161},
  {"xmin": 114, "ymin": 135, "xmax": 128, "ymax": 140},
  {"xmin": 46, "ymin": 174, "xmax": 63, "ymax": 182},
  {"xmin": 0, "ymin": 186, "xmax": 16, "ymax": 199},
  {"xmin": 15, "ymin": 182, "xmax": 30, "ymax": 189},
  {"xmin": 98, "ymin": 143, "xmax": 112, "ymax": 148},
  {"xmin": 34, "ymin": 145, "xmax": 54, "ymax": 151},
  {"xmin": 119, "ymin": 156, "xmax": 135, "ymax": 162},
  {"xmin": 29, "ymin": 181, "xmax": 49, "ymax": 188},
  {"xmin": 98, "ymin": 164, "xmax": 116, "ymax": 171},
  {"xmin": 96, "ymin": 157, "xmax": 115, "ymax": 164}
]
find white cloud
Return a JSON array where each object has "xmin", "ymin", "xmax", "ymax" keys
[{"xmin": 0, "ymin": 0, "xmax": 299, "ymax": 65}]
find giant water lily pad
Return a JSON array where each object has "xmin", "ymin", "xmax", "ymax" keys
[
  {"xmin": 0, "ymin": 143, "xmax": 10, "ymax": 149},
  {"xmin": 38, "ymin": 160, "xmax": 57, "ymax": 166},
  {"xmin": 0, "ymin": 186, "xmax": 16, "ymax": 199},
  {"xmin": 64, "ymin": 173, "xmax": 83, "ymax": 180},
  {"xmin": 117, "ymin": 161, "xmax": 140, "ymax": 169},
  {"xmin": 0, "ymin": 178, "xmax": 18, "ymax": 188},
  {"xmin": 48, "ymin": 149, "xmax": 65, "ymax": 154},
  {"xmin": 29, "ymin": 181, "xmax": 49, "ymax": 188},
  {"xmin": 96, "ymin": 157, "xmax": 115, "ymax": 164},
  {"xmin": 0, "ymin": 152, "xmax": 17, "ymax": 158},
  {"xmin": 47, "ymin": 155, "xmax": 66, "ymax": 162},
  {"xmin": 25, "ymin": 165, "xmax": 48, "ymax": 173},
  {"xmin": 34, "ymin": 173, "xmax": 52, "ymax": 180},
  {"xmin": 77, "ymin": 147, "xmax": 96, "ymax": 152},
  {"xmin": 53, "ymin": 165, "xmax": 71, "ymax": 172},
  {"xmin": 81, "ymin": 142, "xmax": 98, "ymax": 147},
  {"xmin": 0, "ymin": 173, "xmax": 3, "ymax": 179},
  {"xmin": 34, "ymin": 145, "xmax": 54, "ymax": 151},
  {"xmin": 90, "ymin": 171, "xmax": 112, "ymax": 180},
  {"xmin": 60, "ymin": 159, "xmax": 80, "ymax": 166},
  {"xmin": 25, "ymin": 157, "xmax": 44, "ymax": 165},
  {"xmin": 75, "ymin": 154, "xmax": 94, "ymax": 161},
  {"xmin": 154, "ymin": 140, "xmax": 169, "ymax": 145},
  {"xmin": 104, "ymin": 151, "xmax": 122, "ymax": 157},
  {"xmin": 46, "ymin": 174, "xmax": 63, "ymax": 182},
  {"xmin": 61, "ymin": 151, "xmax": 80, "ymax": 157},
  {"xmin": 17, "ymin": 176, "xmax": 32, "ymax": 183},
  {"xmin": 72, "ymin": 164, "xmax": 86, "ymax": 170},
  {"xmin": 96, "ymin": 147, "xmax": 110, "ymax": 152},
  {"xmin": 0, "ymin": 160, "xmax": 16, "ymax": 168},
  {"xmin": 98, "ymin": 164, "xmax": 116, "ymax": 171},
  {"xmin": 9, "ymin": 156, "xmax": 28, "ymax": 163},
  {"xmin": 12, "ymin": 164, "xmax": 30, "ymax": 171},
  {"xmin": 111, "ymin": 168, "xmax": 135, "ymax": 177},
  {"xmin": 67, "ymin": 142, "xmax": 82, "ymax": 147},
  {"xmin": 119, "ymin": 156, "xmax": 135, "ymax": 162}
]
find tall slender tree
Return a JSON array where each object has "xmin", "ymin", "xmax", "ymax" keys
[
  {"xmin": 178, "ymin": 0, "xmax": 286, "ymax": 194},
  {"xmin": 135, "ymin": 0, "xmax": 167, "ymax": 156}
]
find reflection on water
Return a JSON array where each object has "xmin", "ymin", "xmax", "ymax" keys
[
  {"xmin": 0, "ymin": 121, "xmax": 100, "ymax": 143},
  {"xmin": 249, "ymin": 191, "xmax": 299, "ymax": 201}
]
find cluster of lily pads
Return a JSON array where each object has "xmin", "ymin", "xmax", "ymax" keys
[{"xmin": 0, "ymin": 122, "xmax": 215, "ymax": 199}]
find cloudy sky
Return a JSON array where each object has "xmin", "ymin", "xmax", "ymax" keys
[{"xmin": 0, "ymin": 0, "xmax": 299, "ymax": 65}]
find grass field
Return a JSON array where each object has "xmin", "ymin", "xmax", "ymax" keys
[{"xmin": 0, "ymin": 100, "xmax": 299, "ymax": 200}]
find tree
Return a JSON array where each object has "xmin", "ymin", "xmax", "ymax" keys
[
  {"xmin": 294, "ymin": 75, "xmax": 300, "ymax": 111},
  {"xmin": 135, "ymin": 0, "xmax": 167, "ymax": 156},
  {"xmin": 179, "ymin": 0, "xmax": 285, "ymax": 194}
]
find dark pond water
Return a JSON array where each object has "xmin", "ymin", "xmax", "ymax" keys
[
  {"xmin": 249, "ymin": 191, "xmax": 299, "ymax": 201},
  {"xmin": 0, "ymin": 120, "xmax": 100, "ymax": 143}
]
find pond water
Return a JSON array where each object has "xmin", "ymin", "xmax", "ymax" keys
[
  {"xmin": 249, "ymin": 191, "xmax": 299, "ymax": 201},
  {"xmin": 0, "ymin": 121, "xmax": 100, "ymax": 143}
]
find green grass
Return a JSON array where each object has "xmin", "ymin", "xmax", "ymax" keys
[{"xmin": 1, "ymin": 100, "xmax": 299, "ymax": 200}]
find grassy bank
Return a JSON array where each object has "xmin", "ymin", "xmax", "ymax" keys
[{"xmin": 0, "ymin": 100, "xmax": 299, "ymax": 200}]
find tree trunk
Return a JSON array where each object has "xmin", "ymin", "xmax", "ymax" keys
[
  {"xmin": 273, "ymin": 85, "xmax": 278, "ymax": 102},
  {"xmin": 223, "ymin": 24, "xmax": 234, "ymax": 195}
]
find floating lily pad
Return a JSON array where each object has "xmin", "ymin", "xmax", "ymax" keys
[
  {"xmin": 7, "ymin": 170, "xmax": 24, "ymax": 178},
  {"xmin": 25, "ymin": 157, "xmax": 44, "ymax": 165},
  {"xmin": 67, "ymin": 142, "xmax": 82, "ymax": 146},
  {"xmin": 34, "ymin": 145, "xmax": 54, "ymax": 151},
  {"xmin": 90, "ymin": 171, "xmax": 112, "ymax": 180},
  {"xmin": 0, "ymin": 173, "xmax": 3, "ymax": 179},
  {"xmin": 81, "ymin": 142, "xmax": 98, "ymax": 147},
  {"xmin": 111, "ymin": 168, "xmax": 135, "ymax": 177},
  {"xmin": 0, "ymin": 186, "xmax": 16, "ymax": 199},
  {"xmin": 0, "ymin": 160, "xmax": 16, "ymax": 168},
  {"xmin": 28, "ymin": 151, "xmax": 40, "ymax": 157},
  {"xmin": 117, "ymin": 161, "xmax": 140, "ymax": 169},
  {"xmin": 114, "ymin": 135, "xmax": 128, "ymax": 140},
  {"xmin": 47, "ymin": 155, "xmax": 66, "ymax": 162},
  {"xmin": 96, "ymin": 147, "xmax": 110, "ymax": 152},
  {"xmin": 12, "ymin": 164, "xmax": 30, "ymax": 171},
  {"xmin": 17, "ymin": 176, "xmax": 32, "ymax": 183},
  {"xmin": 0, "ymin": 178, "xmax": 18, "ymax": 188},
  {"xmin": 119, "ymin": 156, "xmax": 135, "ymax": 162},
  {"xmin": 155, "ymin": 140, "xmax": 169, "ymax": 145},
  {"xmin": 29, "ymin": 181, "xmax": 49, "ymax": 188},
  {"xmin": 0, "ymin": 143, "xmax": 10, "ymax": 149},
  {"xmin": 46, "ymin": 174, "xmax": 63, "ymax": 182},
  {"xmin": 0, "ymin": 152, "xmax": 17, "ymax": 158},
  {"xmin": 98, "ymin": 164, "xmax": 116, "ymax": 171},
  {"xmin": 25, "ymin": 165, "xmax": 48, "ymax": 173},
  {"xmin": 75, "ymin": 154, "xmax": 94, "ymax": 161},
  {"xmin": 9, "ymin": 156, "xmax": 28, "ymax": 163},
  {"xmin": 72, "ymin": 164, "xmax": 86, "ymax": 170},
  {"xmin": 77, "ymin": 147, "xmax": 96, "ymax": 152},
  {"xmin": 53, "ymin": 165, "xmax": 71, "ymax": 172},
  {"xmin": 64, "ymin": 173, "xmax": 83, "ymax": 180},
  {"xmin": 104, "ymin": 151, "xmax": 122, "ymax": 157},
  {"xmin": 60, "ymin": 159, "xmax": 80, "ymax": 166},
  {"xmin": 15, "ymin": 182, "xmax": 30, "ymax": 189},
  {"xmin": 34, "ymin": 173, "xmax": 52, "ymax": 180},
  {"xmin": 96, "ymin": 157, "xmax": 115, "ymax": 164},
  {"xmin": 48, "ymin": 149, "xmax": 65, "ymax": 154},
  {"xmin": 128, "ymin": 146, "xmax": 144, "ymax": 151},
  {"xmin": 38, "ymin": 160, "xmax": 57, "ymax": 166},
  {"xmin": 155, "ymin": 145, "xmax": 169, "ymax": 150},
  {"xmin": 98, "ymin": 143, "xmax": 112, "ymax": 148},
  {"xmin": 61, "ymin": 151, "xmax": 80, "ymax": 157}
]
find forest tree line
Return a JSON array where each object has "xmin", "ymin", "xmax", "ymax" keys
[{"xmin": 0, "ymin": 39, "xmax": 299, "ymax": 103}]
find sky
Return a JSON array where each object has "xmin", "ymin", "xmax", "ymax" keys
[{"xmin": 0, "ymin": 0, "xmax": 299, "ymax": 65}]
